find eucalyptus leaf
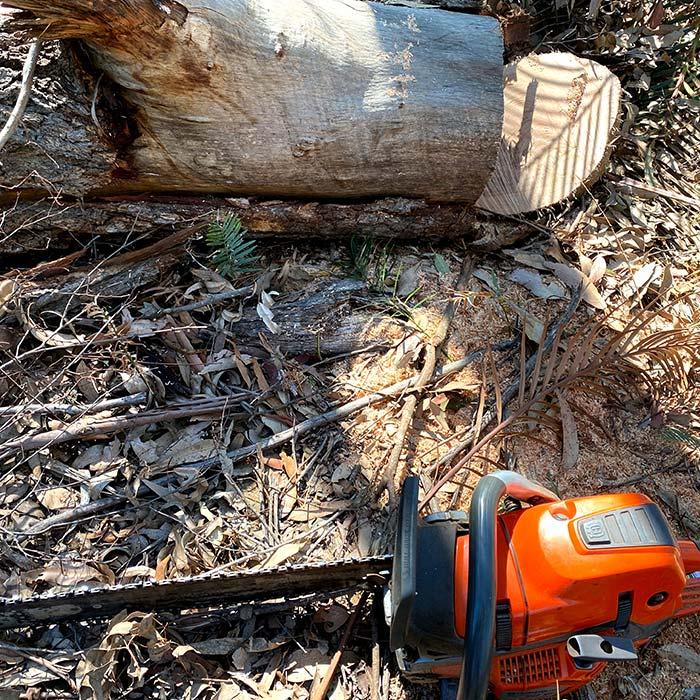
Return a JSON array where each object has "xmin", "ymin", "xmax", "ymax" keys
[{"xmin": 433, "ymin": 253, "xmax": 450, "ymax": 275}]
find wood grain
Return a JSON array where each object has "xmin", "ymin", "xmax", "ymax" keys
[{"xmin": 476, "ymin": 52, "xmax": 621, "ymax": 214}]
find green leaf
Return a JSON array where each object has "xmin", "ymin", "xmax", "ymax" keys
[
  {"xmin": 433, "ymin": 254, "xmax": 450, "ymax": 275},
  {"xmin": 660, "ymin": 426, "xmax": 700, "ymax": 449},
  {"xmin": 207, "ymin": 215, "xmax": 260, "ymax": 279}
]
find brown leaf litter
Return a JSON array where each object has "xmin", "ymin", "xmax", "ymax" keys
[{"xmin": 0, "ymin": 0, "xmax": 698, "ymax": 698}]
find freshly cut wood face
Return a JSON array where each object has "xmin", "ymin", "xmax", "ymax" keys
[{"xmin": 476, "ymin": 52, "xmax": 621, "ymax": 215}]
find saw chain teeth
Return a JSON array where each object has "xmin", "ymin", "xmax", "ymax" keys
[{"xmin": 0, "ymin": 556, "xmax": 392, "ymax": 630}]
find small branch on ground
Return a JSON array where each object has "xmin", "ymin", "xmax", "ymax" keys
[
  {"xmin": 140, "ymin": 285, "xmax": 254, "ymax": 320},
  {"xmin": 310, "ymin": 591, "xmax": 370, "ymax": 700},
  {"xmin": 0, "ymin": 395, "xmax": 250, "ymax": 459},
  {"xmin": 374, "ymin": 255, "xmax": 475, "ymax": 500},
  {"xmin": 188, "ymin": 338, "xmax": 516, "ymax": 472},
  {"xmin": 0, "ymin": 393, "xmax": 147, "ymax": 418}
]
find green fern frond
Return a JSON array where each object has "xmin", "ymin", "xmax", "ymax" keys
[{"xmin": 207, "ymin": 215, "xmax": 260, "ymax": 279}]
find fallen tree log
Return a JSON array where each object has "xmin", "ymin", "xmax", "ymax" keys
[
  {"xmin": 0, "ymin": 195, "xmax": 529, "ymax": 256},
  {"xmin": 0, "ymin": 1, "xmax": 621, "ymax": 249},
  {"xmin": 2, "ymin": 0, "xmax": 504, "ymax": 202},
  {"xmin": 16, "ymin": 251, "xmax": 408, "ymax": 356}
]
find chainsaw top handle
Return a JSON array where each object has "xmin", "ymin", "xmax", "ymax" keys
[{"xmin": 458, "ymin": 471, "xmax": 559, "ymax": 700}]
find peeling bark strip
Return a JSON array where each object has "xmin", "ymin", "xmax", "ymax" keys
[{"xmin": 5, "ymin": 0, "xmax": 503, "ymax": 202}]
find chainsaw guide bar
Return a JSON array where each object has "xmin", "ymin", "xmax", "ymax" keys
[{"xmin": 0, "ymin": 555, "xmax": 392, "ymax": 630}]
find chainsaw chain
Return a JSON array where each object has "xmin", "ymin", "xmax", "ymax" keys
[{"xmin": 0, "ymin": 555, "xmax": 393, "ymax": 630}]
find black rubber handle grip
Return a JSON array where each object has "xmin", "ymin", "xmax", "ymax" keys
[{"xmin": 457, "ymin": 471, "xmax": 558, "ymax": 700}]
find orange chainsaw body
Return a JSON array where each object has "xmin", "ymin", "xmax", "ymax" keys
[{"xmin": 391, "ymin": 487, "xmax": 700, "ymax": 699}]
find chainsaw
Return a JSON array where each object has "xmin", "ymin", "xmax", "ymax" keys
[{"xmin": 2, "ymin": 471, "xmax": 699, "ymax": 700}]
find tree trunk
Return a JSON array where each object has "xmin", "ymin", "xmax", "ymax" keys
[
  {"xmin": 2, "ymin": 0, "xmax": 503, "ymax": 202},
  {"xmin": 0, "ymin": 2, "xmax": 620, "ymax": 251}
]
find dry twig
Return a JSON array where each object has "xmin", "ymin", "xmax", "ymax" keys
[
  {"xmin": 0, "ymin": 395, "xmax": 250, "ymax": 458},
  {"xmin": 375, "ymin": 255, "xmax": 474, "ymax": 499},
  {"xmin": 310, "ymin": 591, "xmax": 370, "ymax": 700},
  {"xmin": 0, "ymin": 40, "xmax": 40, "ymax": 151},
  {"xmin": 189, "ymin": 338, "xmax": 516, "ymax": 471}
]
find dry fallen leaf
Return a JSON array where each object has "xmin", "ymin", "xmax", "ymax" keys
[
  {"xmin": 588, "ymin": 255, "xmax": 607, "ymax": 284},
  {"xmin": 510, "ymin": 268, "xmax": 567, "ymax": 300},
  {"xmin": 155, "ymin": 554, "xmax": 171, "ymax": 581},
  {"xmin": 313, "ymin": 604, "xmax": 349, "ymax": 633},
  {"xmin": 357, "ymin": 520, "xmax": 373, "ymax": 557},
  {"xmin": 157, "ymin": 437, "xmax": 217, "ymax": 467},
  {"xmin": 287, "ymin": 499, "xmax": 352, "ymax": 523},
  {"xmin": 192, "ymin": 268, "xmax": 235, "ymax": 294},
  {"xmin": 38, "ymin": 487, "xmax": 79, "ymax": 511},
  {"xmin": 36, "ymin": 560, "xmax": 115, "ymax": 588},
  {"xmin": 396, "ymin": 265, "xmax": 420, "ymax": 298},
  {"xmin": 280, "ymin": 451, "xmax": 298, "ymax": 481},
  {"xmin": 257, "ymin": 290, "xmax": 281, "ymax": 334},
  {"xmin": 262, "ymin": 542, "xmax": 302, "ymax": 569},
  {"xmin": 619, "ymin": 261, "xmax": 662, "ymax": 300},
  {"xmin": 556, "ymin": 390, "xmax": 580, "ymax": 469},
  {"xmin": 0, "ymin": 279, "xmax": 14, "ymax": 315},
  {"xmin": 503, "ymin": 249, "xmax": 549, "ymax": 270},
  {"xmin": 213, "ymin": 683, "xmax": 245, "ymax": 700},
  {"xmin": 231, "ymin": 647, "xmax": 249, "ymax": 672},
  {"xmin": 510, "ymin": 303, "xmax": 545, "ymax": 343},
  {"xmin": 262, "ymin": 456, "xmax": 285, "ymax": 471},
  {"xmin": 121, "ymin": 566, "xmax": 156, "ymax": 580},
  {"xmin": 286, "ymin": 648, "xmax": 331, "ymax": 683},
  {"xmin": 546, "ymin": 262, "xmax": 607, "ymax": 309}
]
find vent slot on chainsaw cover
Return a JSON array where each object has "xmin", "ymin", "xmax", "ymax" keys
[
  {"xmin": 499, "ymin": 647, "xmax": 561, "ymax": 686},
  {"xmin": 678, "ymin": 577, "xmax": 700, "ymax": 616},
  {"xmin": 495, "ymin": 601, "xmax": 513, "ymax": 652},
  {"xmin": 615, "ymin": 592, "xmax": 633, "ymax": 631}
]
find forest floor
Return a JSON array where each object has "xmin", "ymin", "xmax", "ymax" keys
[{"xmin": 0, "ymin": 0, "xmax": 699, "ymax": 699}]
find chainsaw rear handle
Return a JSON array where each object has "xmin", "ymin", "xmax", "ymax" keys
[{"xmin": 458, "ymin": 471, "xmax": 559, "ymax": 700}]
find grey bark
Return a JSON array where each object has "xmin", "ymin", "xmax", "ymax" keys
[
  {"xmin": 0, "ymin": 36, "xmax": 115, "ymax": 197},
  {"xmin": 20, "ymin": 261, "xmax": 406, "ymax": 356},
  {"xmin": 2, "ymin": 0, "xmax": 503, "ymax": 202},
  {"xmin": 228, "ymin": 279, "xmax": 406, "ymax": 357}
]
